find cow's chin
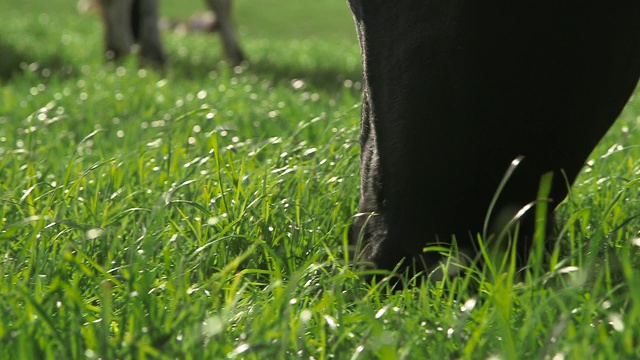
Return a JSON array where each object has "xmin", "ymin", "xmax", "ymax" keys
[
  {"xmin": 348, "ymin": 212, "xmax": 548, "ymax": 287},
  {"xmin": 349, "ymin": 213, "xmax": 475, "ymax": 286},
  {"xmin": 347, "ymin": 211, "xmax": 384, "ymax": 271}
]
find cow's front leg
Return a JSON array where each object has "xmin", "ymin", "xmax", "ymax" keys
[
  {"xmin": 98, "ymin": 0, "xmax": 135, "ymax": 60},
  {"xmin": 206, "ymin": 0, "xmax": 245, "ymax": 64},
  {"xmin": 134, "ymin": 0, "xmax": 166, "ymax": 65}
]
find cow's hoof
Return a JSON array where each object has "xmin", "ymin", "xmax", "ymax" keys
[{"xmin": 226, "ymin": 48, "xmax": 246, "ymax": 65}]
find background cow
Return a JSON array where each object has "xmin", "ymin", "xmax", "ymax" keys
[
  {"xmin": 95, "ymin": 0, "xmax": 244, "ymax": 65},
  {"xmin": 348, "ymin": 1, "xmax": 640, "ymax": 274}
]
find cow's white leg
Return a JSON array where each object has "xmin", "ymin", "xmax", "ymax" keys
[
  {"xmin": 206, "ymin": 0, "xmax": 245, "ymax": 63},
  {"xmin": 98, "ymin": 0, "xmax": 135, "ymax": 60},
  {"xmin": 135, "ymin": 0, "xmax": 166, "ymax": 65}
]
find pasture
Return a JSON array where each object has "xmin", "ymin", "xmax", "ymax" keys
[{"xmin": 2, "ymin": 0, "xmax": 640, "ymax": 358}]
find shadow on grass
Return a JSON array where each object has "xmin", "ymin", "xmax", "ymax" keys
[
  {"xmin": 0, "ymin": 37, "xmax": 75, "ymax": 82},
  {"xmin": 170, "ymin": 54, "xmax": 362, "ymax": 93},
  {"xmin": 249, "ymin": 57, "xmax": 362, "ymax": 92}
]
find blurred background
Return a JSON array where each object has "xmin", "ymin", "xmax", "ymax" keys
[{"xmin": 0, "ymin": 0, "xmax": 360, "ymax": 84}]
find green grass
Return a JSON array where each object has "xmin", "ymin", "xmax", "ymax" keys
[{"xmin": 2, "ymin": 1, "xmax": 640, "ymax": 358}]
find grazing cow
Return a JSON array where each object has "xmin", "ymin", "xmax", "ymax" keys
[
  {"xmin": 96, "ymin": 0, "xmax": 244, "ymax": 65},
  {"xmin": 347, "ymin": 1, "xmax": 640, "ymax": 274}
]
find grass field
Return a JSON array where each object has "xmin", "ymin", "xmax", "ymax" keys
[{"xmin": 2, "ymin": 1, "xmax": 640, "ymax": 358}]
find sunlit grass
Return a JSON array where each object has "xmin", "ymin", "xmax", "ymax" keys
[{"xmin": 2, "ymin": 0, "xmax": 640, "ymax": 358}]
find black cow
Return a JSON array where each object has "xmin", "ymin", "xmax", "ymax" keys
[
  {"xmin": 96, "ymin": 0, "xmax": 640, "ymax": 275},
  {"xmin": 96, "ymin": 0, "xmax": 244, "ymax": 65},
  {"xmin": 347, "ymin": 1, "xmax": 640, "ymax": 274}
]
